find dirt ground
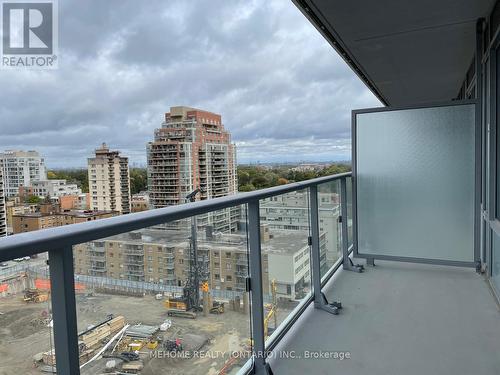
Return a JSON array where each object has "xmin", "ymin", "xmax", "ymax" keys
[{"xmin": 0, "ymin": 292, "xmax": 292, "ymax": 375}]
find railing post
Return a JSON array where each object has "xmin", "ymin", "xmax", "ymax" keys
[
  {"xmin": 309, "ymin": 185, "xmax": 342, "ymax": 315},
  {"xmin": 48, "ymin": 247, "xmax": 80, "ymax": 375},
  {"xmin": 341, "ymin": 177, "xmax": 365, "ymax": 272},
  {"xmin": 247, "ymin": 200, "xmax": 271, "ymax": 375}
]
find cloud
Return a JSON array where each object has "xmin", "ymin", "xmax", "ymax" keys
[{"xmin": 0, "ymin": 0, "xmax": 380, "ymax": 168}]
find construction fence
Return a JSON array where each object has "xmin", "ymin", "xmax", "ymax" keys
[{"xmin": 0, "ymin": 264, "xmax": 272, "ymax": 303}]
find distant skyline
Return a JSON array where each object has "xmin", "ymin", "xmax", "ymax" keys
[
  {"xmin": 0, "ymin": 0, "xmax": 381, "ymax": 168},
  {"xmin": 50, "ymin": 159, "xmax": 351, "ymax": 170}
]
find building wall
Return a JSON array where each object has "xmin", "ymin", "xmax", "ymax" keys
[
  {"xmin": 0, "ymin": 150, "xmax": 47, "ymax": 197},
  {"xmin": 0, "ymin": 168, "xmax": 5, "ymax": 237},
  {"xmin": 74, "ymin": 237, "xmax": 187, "ymax": 285},
  {"xmin": 12, "ymin": 211, "xmax": 117, "ymax": 234},
  {"xmin": 266, "ymin": 233, "xmax": 325, "ymax": 300},
  {"xmin": 88, "ymin": 144, "xmax": 131, "ymax": 214},
  {"xmin": 73, "ymin": 230, "xmax": 270, "ymax": 295},
  {"xmin": 59, "ymin": 193, "xmax": 90, "ymax": 210}
]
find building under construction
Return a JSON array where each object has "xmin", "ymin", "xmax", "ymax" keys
[{"xmin": 147, "ymin": 106, "xmax": 238, "ymax": 233}]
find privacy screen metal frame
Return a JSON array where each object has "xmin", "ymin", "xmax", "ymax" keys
[{"xmin": 352, "ymin": 100, "xmax": 480, "ymax": 268}]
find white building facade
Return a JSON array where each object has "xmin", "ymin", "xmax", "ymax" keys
[
  {"xmin": 0, "ymin": 150, "xmax": 47, "ymax": 197},
  {"xmin": 29, "ymin": 180, "xmax": 81, "ymax": 199}
]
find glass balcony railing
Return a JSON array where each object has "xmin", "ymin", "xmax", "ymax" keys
[{"xmin": 0, "ymin": 172, "xmax": 352, "ymax": 375}]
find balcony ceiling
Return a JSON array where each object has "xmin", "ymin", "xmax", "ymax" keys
[{"xmin": 294, "ymin": 0, "xmax": 495, "ymax": 106}]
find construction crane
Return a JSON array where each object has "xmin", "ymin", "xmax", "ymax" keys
[
  {"xmin": 165, "ymin": 188, "xmax": 213, "ymax": 318},
  {"xmin": 184, "ymin": 188, "xmax": 206, "ymax": 312}
]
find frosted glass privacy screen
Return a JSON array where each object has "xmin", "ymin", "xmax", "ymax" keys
[{"xmin": 355, "ymin": 104, "xmax": 475, "ymax": 262}]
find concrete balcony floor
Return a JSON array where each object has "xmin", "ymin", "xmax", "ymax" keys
[{"xmin": 268, "ymin": 260, "xmax": 500, "ymax": 375}]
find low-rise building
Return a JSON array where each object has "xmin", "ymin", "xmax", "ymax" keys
[
  {"xmin": 5, "ymin": 201, "xmax": 38, "ymax": 234},
  {"xmin": 131, "ymin": 192, "xmax": 149, "ymax": 213},
  {"xmin": 73, "ymin": 225, "xmax": 327, "ymax": 300},
  {"xmin": 260, "ymin": 190, "xmax": 341, "ymax": 273},
  {"xmin": 19, "ymin": 179, "xmax": 81, "ymax": 200},
  {"xmin": 12, "ymin": 210, "xmax": 118, "ymax": 234},
  {"xmin": 59, "ymin": 193, "xmax": 90, "ymax": 210},
  {"xmin": 73, "ymin": 228, "xmax": 263, "ymax": 292}
]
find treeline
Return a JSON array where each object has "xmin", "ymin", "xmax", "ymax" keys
[
  {"xmin": 48, "ymin": 168, "xmax": 148, "ymax": 195},
  {"xmin": 237, "ymin": 163, "xmax": 351, "ymax": 192},
  {"xmin": 47, "ymin": 163, "xmax": 351, "ymax": 195}
]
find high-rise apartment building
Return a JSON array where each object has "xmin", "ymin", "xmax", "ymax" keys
[
  {"xmin": 0, "ymin": 150, "xmax": 47, "ymax": 197},
  {"xmin": 147, "ymin": 106, "xmax": 238, "ymax": 232},
  {"xmin": 88, "ymin": 143, "xmax": 131, "ymax": 214},
  {"xmin": 0, "ymin": 167, "xmax": 6, "ymax": 237}
]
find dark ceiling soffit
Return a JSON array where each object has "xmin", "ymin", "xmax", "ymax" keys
[{"xmin": 292, "ymin": 0, "xmax": 390, "ymax": 106}]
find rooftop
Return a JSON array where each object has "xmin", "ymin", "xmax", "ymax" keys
[
  {"xmin": 95, "ymin": 227, "xmax": 311, "ymax": 256},
  {"xmin": 13, "ymin": 210, "xmax": 117, "ymax": 218}
]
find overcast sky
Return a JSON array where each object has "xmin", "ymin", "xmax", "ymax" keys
[{"xmin": 0, "ymin": 0, "xmax": 380, "ymax": 168}]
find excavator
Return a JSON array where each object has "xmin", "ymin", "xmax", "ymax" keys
[
  {"xmin": 24, "ymin": 289, "xmax": 49, "ymax": 303},
  {"xmin": 264, "ymin": 280, "xmax": 278, "ymax": 338},
  {"xmin": 247, "ymin": 279, "xmax": 278, "ymax": 347}
]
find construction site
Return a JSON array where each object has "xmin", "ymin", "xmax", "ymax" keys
[
  {"xmin": 0, "ymin": 184, "xmax": 313, "ymax": 374},
  {"xmin": 0, "ymin": 261, "xmax": 293, "ymax": 375}
]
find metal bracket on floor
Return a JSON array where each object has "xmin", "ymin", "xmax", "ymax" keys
[
  {"xmin": 475, "ymin": 260, "xmax": 482, "ymax": 274},
  {"xmin": 254, "ymin": 362, "xmax": 274, "ymax": 375},
  {"xmin": 265, "ymin": 363, "xmax": 274, "ymax": 375},
  {"xmin": 314, "ymin": 292, "xmax": 343, "ymax": 315},
  {"xmin": 366, "ymin": 258, "xmax": 375, "ymax": 267},
  {"xmin": 343, "ymin": 257, "xmax": 365, "ymax": 273}
]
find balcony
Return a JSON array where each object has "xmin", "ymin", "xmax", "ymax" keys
[
  {"xmin": 4, "ymin": 2, "xmax": 500, "ymax": 375},
  {"xmin": 266, "ymin": 260, "xmax": 500, "ymax": 375}
]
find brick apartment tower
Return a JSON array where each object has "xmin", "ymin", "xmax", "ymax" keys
[
  {"xmin": 0, "ymin": 167, "xmax": 6, "ymax": 237},
  {"xmin": 147, "ymin": 106, "xmax": 238, "ymax": 232},
  {"xmin": 88, "ymin": 143, "xmax": 131, "ymax": 214}
]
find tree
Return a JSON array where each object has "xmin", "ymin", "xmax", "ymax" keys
[
  {"xmin": 239, "ymin": 183, "xmax": 256, "ymax": 192},
  {"xmin": 277, "ymin": 177, "xmax": 288, "ymax": 185},
  {"xmin": 236, "ymin": 163, "xmax": 351, "ymax": 191},
  {"xmin": 26, "ymin": 195, "xmax": 42, "ymax": 204},
  {"xmin": 130, "ymin": 168, "xmax": 148, "ymax": 194}
]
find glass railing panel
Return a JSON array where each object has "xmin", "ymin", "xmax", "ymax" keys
[
  {"xmin": 72, "ymin": 207, "xmax": 252, "ymax": 374},
  {"xmin": 316, "ymin": 180, "xmax": 342, "ymax": 278},
  {"xmin": 0, "ymin": 252, "xmax": 56, "ymax": 374},
  {"xmin": 259, "ymin": 189, "xmax": 311, "ymax": 347},
  {"xmin": 347, "ymin": 176, "xmax": 353, "ymax": 249}
]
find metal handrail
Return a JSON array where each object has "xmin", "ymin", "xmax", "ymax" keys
[{"xmin": 0, "ymin": 172, "xmax": 350, "ymax": 260}]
